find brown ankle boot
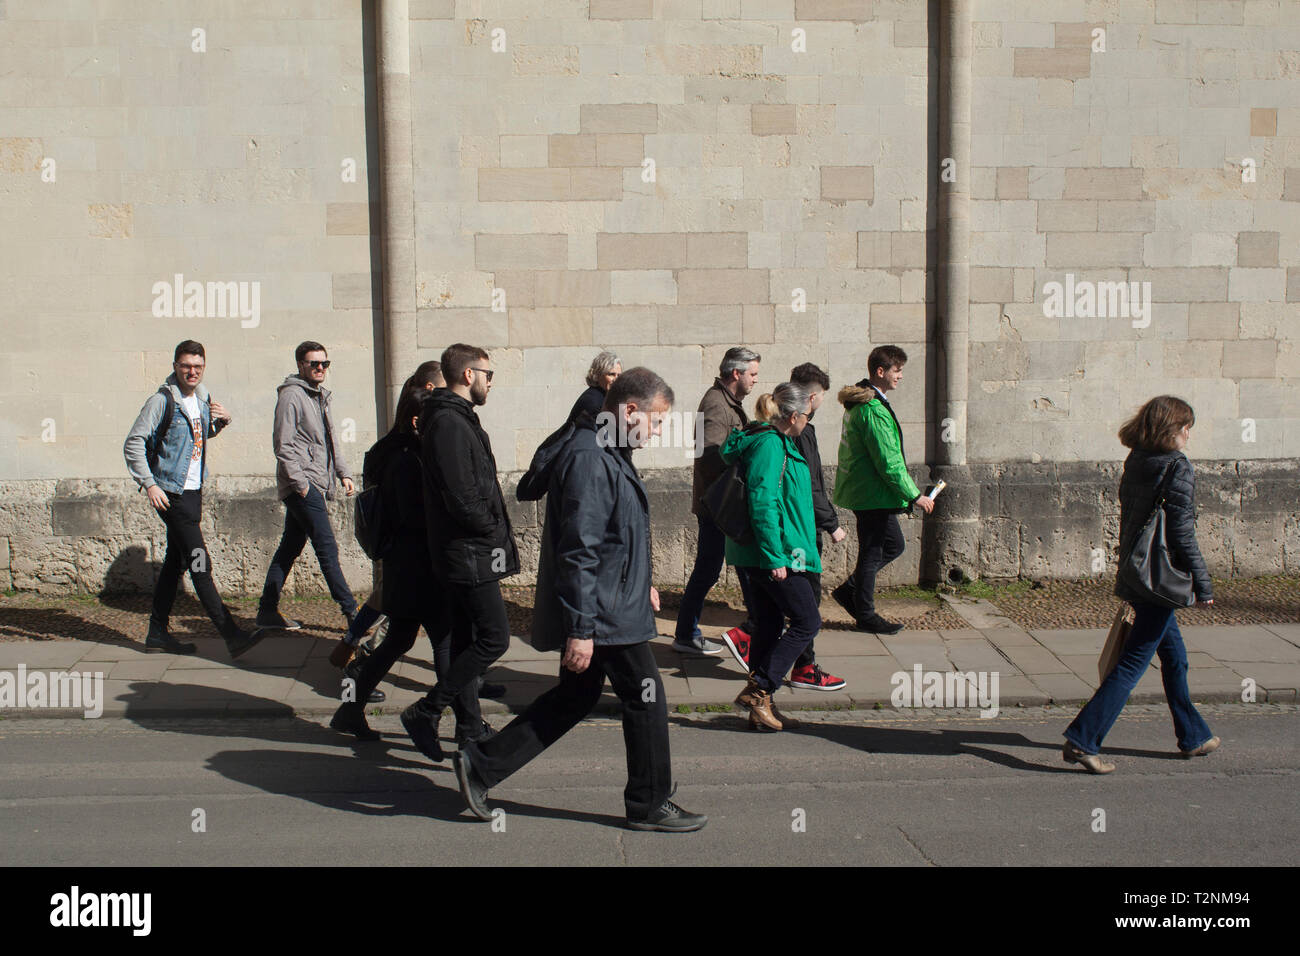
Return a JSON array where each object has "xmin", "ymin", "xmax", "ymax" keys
[
  {"xmin": 735, "ymin": 675, "xmax": 764, "ymax": 708},
  {"xmin": 769, "ymin": 699, "xmax": 800, "ymax": 729},
  {"xmin": 745, "ymin": 685, "xmax": 783, "ymax": 731}
]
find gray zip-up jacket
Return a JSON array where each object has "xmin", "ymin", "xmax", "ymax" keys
[{"xmin": 273, "ymin": 375, "xmax": 352, "ymax": 501}]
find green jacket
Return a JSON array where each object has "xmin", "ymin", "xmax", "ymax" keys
[
  {"xmin": 719, "ymin": 423, "xmax": 822, "ymax": 573},
  {"xmin": 832, "ymin": 384, "xmax": 921, "ymax": 512}
]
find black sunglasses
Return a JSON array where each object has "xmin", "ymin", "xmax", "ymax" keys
[
  {"xmin": 470, "ymin": 367, "xmax": 494, "ymax": 382},
  {"xmin": 308, "ymin": 360, "xmax": 331, "ymax": 370}
]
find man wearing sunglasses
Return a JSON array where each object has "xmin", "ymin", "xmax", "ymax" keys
[
  {"xmin": 403, "ymin": 343, "xmax": 519, "ymax": 762},
  {"xmin": 256, "ymin": 341, "xmax": 361, "ymax": 641}
]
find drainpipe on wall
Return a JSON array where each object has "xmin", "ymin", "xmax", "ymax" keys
[
  {"xmin": 376, "ymin": 0, "xmax": 415, "ymax": 424},
  {"xmin": 926, "ymin": 0, "xmax": 978, "ymax": 586}
]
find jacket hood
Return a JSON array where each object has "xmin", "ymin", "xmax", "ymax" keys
[
  {"xmin": 720, "ymin": 421, "xmax": 783, "ymax": 463},
  {"xmin": 362, "ymin": 428, "xmax": 416, "ymax": 487},
  {"xmin": 278, "ymin": 374, "xmax": 328, "ymax": 399},
  {"xmin": 838, "ymin": 384, "xmax": 877, "ymax": 408},
  {"xmin": 164, "ymin": 372, "xmax": 209, "ymax": 403}
]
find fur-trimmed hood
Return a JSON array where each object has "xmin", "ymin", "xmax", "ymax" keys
[{"xmin": 838, "ymin": 383, "xmax": 878, "ymax": 409}]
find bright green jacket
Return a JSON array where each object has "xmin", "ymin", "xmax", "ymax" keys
[
  {"xmin": 832, "ymin": 384, "xmax": 921, "ymax": 512},
  {"xmin": 718, "ymin": 424, "xmax": 822, "ymax": 573}
]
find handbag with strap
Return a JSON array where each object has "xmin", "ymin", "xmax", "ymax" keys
[
  {"xmin": 1098, "ymin": 603, "xmax": 1132, "ymax": 682},
  {"xmin": 701, "ymin": 424, "xmax": 788, "ymax": 546},
  {"xmin": 1116, "ymin": 461, "xmax": 1195, "ymax": 610}
]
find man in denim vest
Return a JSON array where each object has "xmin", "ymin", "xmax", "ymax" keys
[{"xmin": 123, "ymin": 340, "xmax": 261, "ymax": 657}]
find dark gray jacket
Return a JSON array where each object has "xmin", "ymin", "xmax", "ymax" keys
[
  {"xmin": 273, "ymin": 375, "xmax": 352, "ymax": 501},
  {"xmin": 527, "ymin": 413, "xmax": 656, "ymax": 651},
  {"xmin": 1115, "ymin": 448, "xmax": 1212, "ymax": 603}
]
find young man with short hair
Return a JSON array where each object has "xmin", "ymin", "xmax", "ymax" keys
[
  {"xmin": 257, "ymin": 341, "xmax": 360, "ymax": 636},
  {"xmin": 123, "ymin": 341, "xmax": 260, "ymax": 657},
  {"xmin": 831, "ymin": 346, "xmax": 935, "ymax": 635}
]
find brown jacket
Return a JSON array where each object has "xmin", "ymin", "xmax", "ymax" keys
[{"xmin": 691, "ymin": 378, "xmax": 749, "ymax": 515}]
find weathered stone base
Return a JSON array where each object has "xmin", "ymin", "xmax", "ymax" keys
[{"xmin": 1, "ymin": 460, "xmax": 1296, "ymax": 596}]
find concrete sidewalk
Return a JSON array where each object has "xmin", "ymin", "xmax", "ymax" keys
[{"xmin": 1, "ymin": 611, "xmax": 1296, "ymax": 719}]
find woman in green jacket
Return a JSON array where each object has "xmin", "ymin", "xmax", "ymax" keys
[{"xmin": 719, "ymin": 383, "xmax": 822, "ymax": 731}]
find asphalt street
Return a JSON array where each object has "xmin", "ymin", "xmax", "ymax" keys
[{"xmin": 1, "ymin": 704, "xmax": 1295, "ymax": 866}]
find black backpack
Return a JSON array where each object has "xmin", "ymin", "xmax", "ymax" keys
[
  {"xmin": 701, "ymin": 422, "xmax": 787, "ymax": 546},
  {"xmin": 143, "ymin": 387, "xmax": 176, "ymax": 472},
  {"xmin": 354, "ymin": 437, "xmax": 403, "ymax": 560}
]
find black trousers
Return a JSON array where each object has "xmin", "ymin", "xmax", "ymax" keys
[
  {"xmin": 849, "ymin": 510, "xmax": 905, "ymax": 617},
  {"xmin": 352, "ymin": 605, "xmax": 481, "ymax": 736},
  {"xmin": 151, "ymin": 489, "xmax": 233, "ymax": 635},
  {"xmin": 423, "ymin": 579, "xmax": 510, "ymax": 716},
  {"xmin": 463, "ymin": 640, "xmax": 671, "ymax": 820}
]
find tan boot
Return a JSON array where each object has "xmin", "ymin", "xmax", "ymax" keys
[
  {"xmin": 735, "ymin": 675, "xmax": 764, "ymax": 709},
  {"xmin": 769, "ymin": 699, "xmax": 801, "ymax": 729},
  {"xmin": 1181, "ymin": 736, "xmax": 1220, "ymax": 758},
  {"xmin": 745, "ymin": 685, "xmax": 783, "ymax": 732}
]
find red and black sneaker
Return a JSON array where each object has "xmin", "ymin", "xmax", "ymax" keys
[
  {"xmin": 788, "ymin": 664, "xmax": 847, "ymax": 692},
  {"xmin": 720, "ymin": 627, "xmax": 751, "ymax": 669}
]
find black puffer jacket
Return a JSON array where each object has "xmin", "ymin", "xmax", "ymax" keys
[
  {"xmin": 417, "ymin": 389, "xmax": 520, "ymax": 587},
  {"xmin": 1115, "ymin": 448, "xmax": 1212, "ymax": 603},
  {"xmin": 524, "ymin": 412, "xmax": 656, "ymax": 651}
]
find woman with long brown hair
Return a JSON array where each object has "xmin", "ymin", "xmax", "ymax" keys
[{"xmin": 1062, "ymin": 396, "xmax": 1218, "ymax": 773}]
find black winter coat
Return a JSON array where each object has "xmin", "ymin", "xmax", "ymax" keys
[
  {"xmin": 567, "ymin": 385, "xmax": 606, "ymax": 423},
  {"xmin": 525, "ymin": 413, "xmax": 656, "ymax": 651},
  {"xmin": 794, "ymin": 420, "xmax": 840, "ymax": 536},
  {"xmin": 417, "ymin": 389, "xmax": 520, "ymax": 586},
  {"xmin": 362, "ymin": 429, "xmax": 437, "ymax": 620},
  {"xmin": 1115, "ymin": 448, "xmax": 1212, "ymax": 603}
]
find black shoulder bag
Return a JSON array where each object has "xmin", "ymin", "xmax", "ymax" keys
[
  {"xmin": 701, "ymin": 424, "xmax": 788, "ymax": 546},
  {"xmin": 1116, "ymin": 461, "xmax": 1194, "ymax": 610}
]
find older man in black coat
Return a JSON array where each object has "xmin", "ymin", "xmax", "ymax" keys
[{"xmin": 453, "ymin": 367, "xmax": 707, "ymax": 833}]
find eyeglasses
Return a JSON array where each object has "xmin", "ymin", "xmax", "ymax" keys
[
  {"xmin": 470, "ymin": 367, "xmax": 494, "ymax": 382},
  {"xmin": 308, "ymin": 360, "xmax": 331, "ymax": 370},
  {"xmin": 176, "ymin": 363, "xmax": 205, "ymax": 372}
]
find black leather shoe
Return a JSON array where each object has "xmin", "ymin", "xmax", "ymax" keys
[
  {"xmin": 225, "ymin": 626, "xmax": 265, "ymax": 660},
  {"xmin": 453, "ymin": 751, "xmax": 493, "ymax": 821},
  {"xmin": 330, "ymin": 702, "xmax": 380, "ymax": 741},
  {"xmin": 479, "ymin": 681, "xmax": 507, "ymax": 700},
  {"xmin": 401, "ymin": 700, "xmax": 445, "ymax": 762},
  {"xmin": 455, "ymin": 719, "xmax": 495, "ymax": 747},
  {"xmin": 254, "ymin": 610, "xmax": 301, "ymax": 631},
  {"xmin": 145, "ymin": 622, "xmax": 197, "ymax": 655},
  {"xmin": 859, "ymin": 613, "xmax": 902, "ymax": 635},
  {"xmin": 626, "ymin": 800, "xmax": 707, "ymax": 833}
]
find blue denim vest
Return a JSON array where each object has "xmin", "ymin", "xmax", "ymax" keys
[{"xmin": 152, "ymin": 388, "xmax": 211, "ymax": 494}]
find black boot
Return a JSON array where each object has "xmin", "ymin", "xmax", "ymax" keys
[
  {"xmin": 330, "ymin": 702, "xmax": 380, "ymax": 741},
  {"xmin": 343, "ymin": 658, "xmax": 386, "ymax": 703},
  {"xmin": 401, "ymin": 699, "xmax": 445, "ymax": 763},
  {"xmin": 145, "ymin": 618, "xmax": 196, "ymax": 655},
  {"xmin": 221, "ymin": 610, "xmax": 265, "ymax": 660}
]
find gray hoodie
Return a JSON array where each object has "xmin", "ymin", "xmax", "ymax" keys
[{"xmin": 273, "ymin": 374, "xmax": 352, "ymax": 501}]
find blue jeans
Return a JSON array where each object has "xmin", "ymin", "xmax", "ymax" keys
[
  {"xmin": 675, "ymin": 514, "xmax": 755, "ymax": 642},
  {"xmin": 1064, "ymin": 601, "xmax": 1213, "ymax": 754},
  {"xmin": 259, "ymin": 485, "xmax": 358, "ymax": 620},
  {"xmin": 745, "ymin": 568, "xmax": 821, "ymax": 693}
]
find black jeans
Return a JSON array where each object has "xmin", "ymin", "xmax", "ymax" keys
[
  {"xmin": 422, "ymin": 579, "xmax": 510, "ymax": 716},
  {"xmin": 675, "ymin": 514, "xmax": 755, "ymax": 642},
  {"xmin": 152, "ymin": 489, "xmax": 234, "ymax": 635},
  {"xmin": 463, "ymin": 640, "xmax": 671, "ymax": 820},
  {"xmin": 793, "ymin": 543, "xmax": 824, "ymax": 668},
  {"xmin": 849, "ymin": 510, "xmax": 904, "ymax": 617},
  {"xmin": 352, "ymin": 606, "xmax": 481, "ymax": 736},
  {"xmin": 259, "ymin": 485, "xmax": 357, "ymax": 620},
  {"xmin": 745, "ymin": 568, "xmax": 821, "ymax": 693}
]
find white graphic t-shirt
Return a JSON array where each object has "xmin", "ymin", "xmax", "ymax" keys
[{"xmin": 180, "ymin": 393, "xmax": 204, "ymax": 490}]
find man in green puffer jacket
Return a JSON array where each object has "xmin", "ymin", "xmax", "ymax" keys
[{"xmin": 831, "ymin": 346, "xmax": 935, "ymax": 634}]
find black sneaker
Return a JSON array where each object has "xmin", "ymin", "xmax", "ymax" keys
[
  {"xmin": 626, "ymin": 799, "xmax": 707, "ymax": 833},
  {"xmin": 145, "ymin": 621, "xmax": 197, "ymax": 655},
  {"xmin": 453, "ymin": 751, "xmax": 493, "ymax": 821},
  {"xmin": 831, "ymin": 581, "xmax": 858, "ymax": 618},
  {"xmin": 255, "ymin": 610, "xmax": 302, "ymax": 631},
  {"xmin": 859, "ymin": 613, "xmax": 902, "ymax": 635},
  {"xmin": 455, "ymin": 719, "xmax": 496, "ymax": 748},
  {"xmin": 330, "ymin": 702, "xmax": 380, "ymax": 741},
  {"xmin": 401, "ymin": 700, "xmax": 445, "ymax": 763}
]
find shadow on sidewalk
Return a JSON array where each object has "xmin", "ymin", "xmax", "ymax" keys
[
  {"xmin": 116, "ymin": 681, "xmax": 626, "ymax": 828},
  {"xmin": 676, "ymin": 713, "xmax": 1185, "ymax": 771}
]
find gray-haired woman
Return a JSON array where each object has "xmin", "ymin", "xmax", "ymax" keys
[{"xmin": 569, "ymin": 350, "xmax": 621, "ymax": 422}]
